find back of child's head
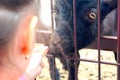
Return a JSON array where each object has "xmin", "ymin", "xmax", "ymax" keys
[{"xmin": 0, "ymin": 0, "xmax": 37, "ymax": 49}]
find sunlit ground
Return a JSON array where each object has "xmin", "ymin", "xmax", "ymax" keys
[{"xmin": 34, "ymin": 43, "xmax": 117, "ymax": 80}]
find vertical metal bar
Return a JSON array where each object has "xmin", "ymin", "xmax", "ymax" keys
[
  {"xmin": 47, "ymin": 54, "xmax": 56, "ymax": 80},
  {"xmin": 73, "ymin": 0, "xmax": 77, "ymax": 80},
  {"xmin": 50, "ymin": 0, "xmax": 55, "ymax": 32},
  {"xmin": 50, "ymin": 1, "xmax": 56, "ymax": 80},
  {"xmin": 50, "ymin": 1, "xmax": 56, "ymax": 79},
  {"xmin": 97, "ymin": 0, "xmax": 101, "ymax": 80},
  {"xmin": 73, "ymin": 0, "xmax": 77, "ymax": 55},
  {"xmin": 117, "ymin": 0, "xmax": 120, "ymax": 80},
  {"xmin": 53, "ymin": 56, "xmax": 56, "ymax": 80}
]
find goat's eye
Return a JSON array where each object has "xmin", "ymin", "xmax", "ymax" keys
[
  {"xmin": 85, "ymin": 8, "xmax": 97, "ymax": 22},
  {"xmin": 88, "ymin": 12, "xmax": 96, "ymax": 19},
  {"xmin": 88, "ymin": 8, "xmax": 97, "ymax": 20}
]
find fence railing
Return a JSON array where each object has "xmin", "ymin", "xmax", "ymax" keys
[{"xmin": 36, "ymin": 0, "xmax": 119, "ymax": 80}]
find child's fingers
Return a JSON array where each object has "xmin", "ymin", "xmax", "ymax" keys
[
  {"xmin": 41, "ymin": 46, "xmax": 49, "ymax": 56},
  {"xmin": 33, "ymin": 44, "xmax": 49, "ymax": 56}
]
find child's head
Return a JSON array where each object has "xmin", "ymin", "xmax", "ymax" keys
[{"xmin": 0, "ymin": 0, "xmax": 39, "ymax": 78}]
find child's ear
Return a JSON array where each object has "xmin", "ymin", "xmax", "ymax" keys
[{"xmin": 19, "ymin": 14, "xmax": 38, "ymax": 55}]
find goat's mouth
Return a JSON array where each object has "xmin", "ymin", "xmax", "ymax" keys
[{"xmin": 49, "ymin": 36, "xmax": 75, "ymax": 57}]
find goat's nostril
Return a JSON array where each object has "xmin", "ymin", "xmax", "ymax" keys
[{"xmin": 89, "ymin": 12, "xmax": 96, "ymax": 20}]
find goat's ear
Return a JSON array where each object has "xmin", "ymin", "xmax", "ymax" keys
[{"xmin": 19, "ymin": 14, "xmax": 38, "ymax": 55}]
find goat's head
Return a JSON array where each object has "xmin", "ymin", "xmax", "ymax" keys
[{"xmin": 49, "ymin": 0, "xmax": 117, "ymax": 56}]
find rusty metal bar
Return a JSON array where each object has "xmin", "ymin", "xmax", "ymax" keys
[
  {"xmin": 50, "ymin": 0, "xmax": 57, "ymax": 80},
  {"xmin": 73, "ymin": 0, "xmax": 77, "ymax": 57},
  {"xmin": 80, "ymin": 58, "xmax": 120, "ymax": 66},
  {"xmin": 117, "ymin": 0, "xmax": 120, "ymax": 79},
  {"xmin": 56, "ymin": 56, "xmax": 120, "ymax": 66},
  {"xmin": 87, "ymin": 36, "xmax": 117, "ymax": 52},
  {"xmin": 73, "ymin": 0, "xmax": 78, "ymax": 80},
  {"xmin": 97, "ymin": 0, "xmax": 101, "ymax": 80}
]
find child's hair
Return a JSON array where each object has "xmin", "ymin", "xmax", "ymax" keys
[
  {"xmin": 0, "ymin": 0, "xmax": 37, "ymax": 49},
  {"xmin": 0, "ymin": 0, "xmax": 33, "ymax": 9}
]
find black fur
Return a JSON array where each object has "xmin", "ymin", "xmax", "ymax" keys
[{"xmin": 48, "ymin": 0, "xmax": 117, "ymax": 80}]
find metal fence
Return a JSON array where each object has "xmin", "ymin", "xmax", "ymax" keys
[{"xmin": 36, "ymin": 0, "xmax": 119, "ymax": 80}]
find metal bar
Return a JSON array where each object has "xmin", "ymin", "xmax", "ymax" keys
[
  {"xmin": 86, "ymin": 36, "xmax": 117, "ymax": 52},
  {"xmin": 73, "ymin": 0, "xmax": 77, "ymax": 56},
  {"xmin": 36, "ymin": 29, "xmax": 52, "ymax": 34},
  {"xmin": 53, "ymin": 56, "xmax": 56, "ymax": 80},
  {"xmin": 50, "ymin": 0, "xmax": 55, "ymax": 32},
  {"xmin": 55, "ymin": 56, "xmax": 120, "ymax": 66},
  {"xmin": 80, "ymin": 58, "xmax": 119, "ymax": 66},
  {"xmin": 50, "ymin": 1, "xmax": 57, "ymax": 80},
  {"xmin": 73, "ymin": 0, "xmax": 78, "ymax": 80},
  {"xmin": 117, "ymin": 0, "xmax": 120, "ymax": 79},
  {"xmin": 97, "ymin": 0, "xmax": 101, "ymax": 80},
  {"xmin": 46, "ymin": 54, "xmax": 56, "ymax": 80}
]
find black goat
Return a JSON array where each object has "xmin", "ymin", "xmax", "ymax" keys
[{"xmin": 47, "ymin": 0, "xmax": 117, "ymax": 80}]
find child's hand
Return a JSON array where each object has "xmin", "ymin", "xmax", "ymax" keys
[{"xmin": 23, "ymin": 44, "xmax": 48, "ymax": 80}]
